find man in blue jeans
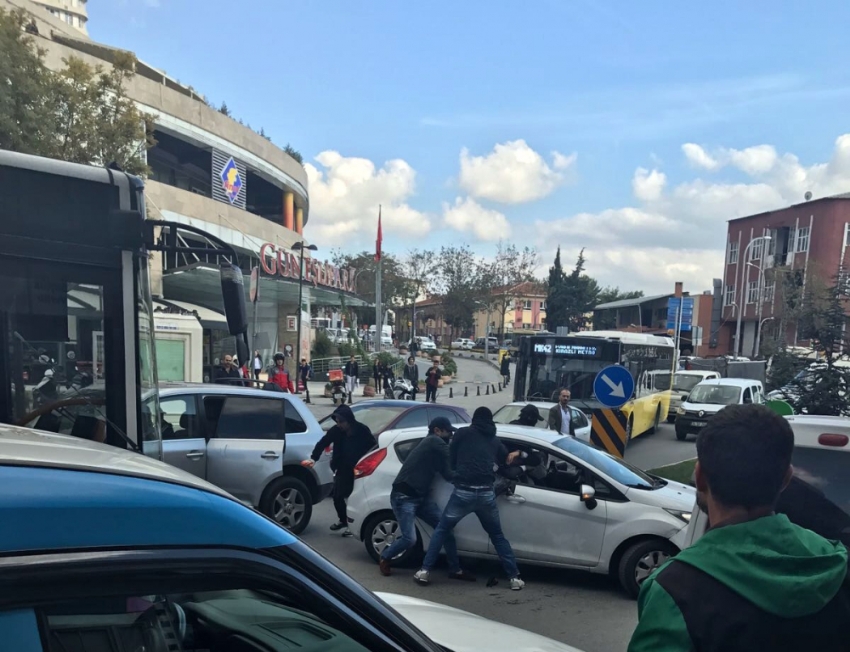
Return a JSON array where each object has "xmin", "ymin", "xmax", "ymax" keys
[
  {"xmin": 379, "ymin": 417, "xmax": 475, "ymax": 582},
  {"xmin": 415, "ymin": 407, "xmax": 525, "ymax": 590}
]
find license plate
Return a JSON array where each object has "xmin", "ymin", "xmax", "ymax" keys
[{"xmin": 691, "ymin": 421, "xmax": 707, "ymax": 427}]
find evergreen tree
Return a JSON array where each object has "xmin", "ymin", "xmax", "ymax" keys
[
  {"xmin": 546, "ymin": 247, "xmax": 568, "ymax": 331},
  {"xmin": 219, "ymin": 101, "xmax": 231, "ymax": 116}
]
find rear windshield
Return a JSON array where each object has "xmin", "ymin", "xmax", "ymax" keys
[{"xmin": 778, "ymin": 448, "xmax": 850, "ymax": 545}]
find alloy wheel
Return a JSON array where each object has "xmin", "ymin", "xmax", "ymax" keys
[{"xmin": 273, "ymin": 487, "xmax": 307, "ymax": 529}]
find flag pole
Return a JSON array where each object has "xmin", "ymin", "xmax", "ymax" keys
[{"xmin": 375, "ymin": 205, "xmax": 382, "ymax": 355}]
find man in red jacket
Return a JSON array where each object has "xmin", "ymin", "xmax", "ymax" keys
[{"xmin": 267, "ymin": 352, "xmax": 294, "ymax": 392}]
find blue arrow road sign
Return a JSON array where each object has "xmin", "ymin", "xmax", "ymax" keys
[{"xmin": 593, "ymin": 365, "xmax": 635, "ymax": 408}]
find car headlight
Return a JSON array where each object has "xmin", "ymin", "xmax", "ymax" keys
[
  {"xmin": 676, "ymin": 407, "xmax": 686, "ymax": 415},
  {"xmin": 664, "ymin": 508, "xmax": 692, "ymax": 523}
]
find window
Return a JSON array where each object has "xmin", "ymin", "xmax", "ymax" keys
[
  {"xmin": 206, "ymin": 396, "xmax": 283, "ymax": 440},
  {"xmin": 570, "ymin": 407, "xmax": 589, "ymax": 429},
  {"xmin": 429, "ymin": 406, "xmax": 466, "ymax": 424},
  {"xmin": 751, "ymin": 238, "xmax": 764, "ymax": 260},
  {"xmin": 523, "ymin": 300, "xmax": 532, "ymax": 310},
  {"xmin": 395, "ymin": 438, "xmax": 423, "ymax": 462},
  {"xmin": 764, "ymin": 281, "xmax": 776, "ymax": 303},
  {"xmin": 541, "ymin": 301, "xmax": 547, "ymax": 311},
  {"xmin": 395, "ymin": 408, "xmax": 431, "ymax": 430},
  {"xmin": 747, "ymin": 281, "xmax": 758, "ymax": 304},
  {"xmin": 284, "ymin": 398, "xmax": 308, "ymax": 433},
  {"xmin": 845, "ymin": 224, "xmax": 850, "ymax": 247},
  {"xmin": 724, "ymin": 285, "xmax": 736, "ymax": 307},
  {"xmin": 159, "ymin": 395, "xmax": 198, "ymax": 440},
  {"xmin": 796, "ymin": 226, "xmax": 810, "ymax": 253},
  {"xmin": 728, "ymin": 240, "xmax": 739, "ymax": 264}
]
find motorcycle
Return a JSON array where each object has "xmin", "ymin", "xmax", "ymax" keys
[
  {"xmin": 392, "ymin": 377, "xmax": 415, "ymax": 401},
  {"xmin": 328, "ymin": 369, "xmax": 348, "ymax": 405}
]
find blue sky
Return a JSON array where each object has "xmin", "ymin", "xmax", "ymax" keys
[{"xmin": 95, "ymin": 1, "xmax": 850, "ymax": 293}]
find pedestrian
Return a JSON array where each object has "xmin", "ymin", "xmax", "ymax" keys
[
  {"xmin": 510, "ymin": 404, "xmax": 544, "ymax": 427},
  {"xmin": 547, "ymin": 388, "xmax": 576, "ymax": 437},
  {"xmin": 252, "ymin": 350, "xmax": 263, "ymax": 380},
  {"xmin": 299, "ymin": 357, "xmax": 313, "ymax": 403},
  {"xmin": 214, "ymin": 354, "xmax": 242, "ymax": 385},
  {"xmin": 403, "ymin": 356, "xmax": 419, "ymax": 400},
  {"xmin": 628, "ymin": 404, "xmax": 850, "ymax": 652},
  {"xmin": 343, "ymin": 354, "xmax": 359, "ymax": 404},
  {"xmin": 500, "ymin": 352, "xmax": 511, "ymax": 386},
  {"xmin": 425, "ymin": 358, "xmax": 441, "ymax": 403},
  {"xmin": 409, "ymin": 338, "xmax": 419, "ymax": 357},
  {"xmin": 414, "ymin": 407, "xmax": 525, "ymax": 590},
  {"xmin": 303, "ymin": 404, "xmax": 375, "ymax": 537},
  {"xmin": 267, "ymin": 352, "xmax": 294, "ymax": 392},
  {"xmin": 382, "ymin": 363, "xmax": 395, "ymax": 397},
  {"xmin": 373, "ymin": 359, "xmax": 384, "ymax": 392},
  {"xmin": 379, "ymin": 417, "xmax": 476, "ymax": 581}
]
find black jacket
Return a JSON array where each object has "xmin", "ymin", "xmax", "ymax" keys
[
  {"xmin": 344, "ymin": 360, "xmax": 359, "ymax": 377},
  {"xmin": 311, "ymin": 420, "xmax": 375, "ymax": 472},
  {"xmin": 425, "ymin": 366, "xmax": 442, "ymax": 387},
  {"xmin": 393, "ymin": 433, "xmax": 452, "ymax": 498},
  {"xmin": 500, "ymin": 357, "xmax": 511, "ymax": 374},
  {"xmin": 450, "ymin": 416, "xmax": 508, "ymax": 488},
  {"xmin": 403, "ymin": 363, "xmax": 419, "ymax": 384},
  {"xmin": 215, "ymin": 366, "xmax": 242, "ymax": 385}
]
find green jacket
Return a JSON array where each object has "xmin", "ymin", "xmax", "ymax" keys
[{"xmin": 628, "ymin": 514, "xmax": 849, "ymax": 652}]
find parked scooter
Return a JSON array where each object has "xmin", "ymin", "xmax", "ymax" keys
[
  {"xmin": 392, "ymin": 377, "xmax": 416, "ymax": 401},
  {"xmin": 328, "ymin": 369, "xmax": 348, "ymax": 405}
]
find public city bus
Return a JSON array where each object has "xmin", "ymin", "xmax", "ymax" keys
[{"xmin": 512, "ymin": 330, "xmax": 676, "ymax": 440}]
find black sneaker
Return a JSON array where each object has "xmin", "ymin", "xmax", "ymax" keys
[{"xmin": 329, "ymin": 521, "xmax": 347, "ymax": 532}]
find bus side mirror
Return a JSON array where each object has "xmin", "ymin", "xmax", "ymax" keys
[{"xmin": 220, "ymin": 263, "xmax": 248, "ymax": 336}]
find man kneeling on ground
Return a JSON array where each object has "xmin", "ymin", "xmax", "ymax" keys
[
  {"xmin": 628, "ymin": 404, "xmax": 849, "ymax": 652},
  {"xmin": 378, "ymin": 417, "xmax": 475, "ymax": 582}
]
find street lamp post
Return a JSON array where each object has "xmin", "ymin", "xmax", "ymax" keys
[
  {"xmin": 748, "ymin": 261, "xmax": 768, "ymax": 359},
  {"xmin": 293, "ymin": 241, "xmax": 318, "ymax": 394},
  {"xmin": 734, "ymin": 235, "xmax": 771, "ymax": 360}
]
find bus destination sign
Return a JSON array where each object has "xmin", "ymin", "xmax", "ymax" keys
[{"xmin": 533, "ymin": 342, "xmax": 601, "ymax": 358}]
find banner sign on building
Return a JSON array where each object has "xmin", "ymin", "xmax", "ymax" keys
[
  {"xmin": 666, "ymin": 297, "xmax": 694, "ymax": 332},
  {"xmin": 259, "ymin": 243, "xmax": 358, "ymax": 294},
  {"xmin": 212, "ymin": 150, "xmax": 247, "ymax": 208}
]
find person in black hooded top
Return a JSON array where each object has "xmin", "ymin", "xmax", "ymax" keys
[
  {"xmin": 304, "ymin": 404, "xmax": 375, "ymax": 536},
  {"xmin": 414, "ymin": 407, "xmax": 526, "ymax": 590}
]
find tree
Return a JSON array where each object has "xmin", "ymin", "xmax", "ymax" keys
[
  {"xmin": 400, "ymin": 249, "xmax": 436, "ymax": 341},
  {"xmin": 219, "ymin": 101, "xmax": 231, "ymax": 116},
  {"xmin": 482, "ymin": 242, "xmax": 539, "ymax": 339},
  {"xmin": 546, "ymin": 248, "xmax": 600, "ymax": 332},
  {"xmin": 434, "ymin": 246, "xmax": 487, "ymax": 340},
  {"xmin": 546, "ymin": 247, "xmax": 568, "ymax": 331},
  {"xmin": 284, "ymin": 143, "xmax": 304, "ymax": 165},
  {"xmin": 331, "ymin": 250, "xmax": 411, "ymax": 327}
]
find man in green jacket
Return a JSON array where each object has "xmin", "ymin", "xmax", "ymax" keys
[{"xmin": 628, "ymin": 404, "xmax": 849, "ymax": 652}]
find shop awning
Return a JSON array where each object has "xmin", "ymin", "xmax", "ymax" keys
[{"xmin": 153, "ymin": 299, "xmax": 228, "ymax": 330}]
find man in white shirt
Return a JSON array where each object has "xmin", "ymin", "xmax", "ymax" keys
[{"xmin": 547, "ymin": 389, "xmax": 576, "ymax": 437}]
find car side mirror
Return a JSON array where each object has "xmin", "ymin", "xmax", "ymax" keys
[{"xmin": 580, "ymin": 484, "xmax": 598, "ymax": 510}]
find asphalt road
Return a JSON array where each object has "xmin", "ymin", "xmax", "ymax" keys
[{"xmin": 300, "ymin": 355, "xmax": 696, "ymax": 652}]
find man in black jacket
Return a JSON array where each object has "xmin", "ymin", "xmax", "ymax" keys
[
  {"xmin": 415, "ymin": 407, "xmax": 525, "ymax": 590},
  {"xmin": 214, "ymin": 354, "xmax": 242, "ymax": 385},
  {"xmin": 402, "ymin": 356, "xmax": 419, "ymax": 400},
  {"xmin": 304, "ymin": 404, "xmax": 375, "ymax": 536},
  {"xmin": 379, "ymin": 417, "xmax": 475, "ymax": 581}
]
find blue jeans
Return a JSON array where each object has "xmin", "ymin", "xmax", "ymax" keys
[
  {"xmin": 382, "ymin": 491, "xmax": 461, "ymax": 573},
  {"xmin": 422, "ymin": 487, "xmax": 519, "ymax": 578}
]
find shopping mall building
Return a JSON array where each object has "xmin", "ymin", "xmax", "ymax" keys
[{"xmin": 5, "ymin": 0, "xmax": 367, "ymax": 380}]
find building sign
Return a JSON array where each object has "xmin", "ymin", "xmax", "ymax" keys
[
  {"xmin": 666, "ymin": 297, "xmax": 694, "ymax": 332},
  {"xmin": 286, "ymin": 315, "xmax": 297, "ymax": 331},
  {"xmin": 533, "ymin": 342, "xmax": 601, "ymax": 358},
  {"xmin": 212, "ymin": 150, "xmax": 247, "ymax": 209},
  {"xmin": 259, "ymin": 243, "xmax": 358, "ymax": 293}
]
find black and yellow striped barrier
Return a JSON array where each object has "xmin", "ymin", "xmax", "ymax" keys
[{"xmin": 590, "ymin": 408, "xmax": 629, "ymax": 458}]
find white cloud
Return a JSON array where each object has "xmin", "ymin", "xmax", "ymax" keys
[
  {"xmin": 682, "ymin": 143, "xmax": 720, "ymax": 170},
  {"xmin": 443, "ymin": 197, "xmax": 511, "ymax": 242},
  {"xmin": 304, "ymin": 151, "xmax": 431, "ymax": 246},
  {"xmin": 458, "ymin": 139, "xmax": 576, "ymax": 204},
  {"xmin": 632, "ymin": 167, "xmax": 667, "ymax": 201}
]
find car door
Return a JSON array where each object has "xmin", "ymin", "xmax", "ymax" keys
[
  {"xmin": 204, "ymin": 394, "xmax": 286, "ymax": 506},
  {"xmin": 570, "ymin": 407, "xmax": 591, "ymax": 442},
  {"xmin": 491, "ymin": 442, "xmax": 608, "ymax": 566},
  {"xmin": 159, "ymin": 394, "xmax": 206, "ymax": 478}
]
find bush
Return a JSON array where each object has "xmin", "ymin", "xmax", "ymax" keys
[
  {"xmin": 312, "ymin": 330, "xmax": 333, "ymax": 357},
  {"xmin": 439, "ymin": 351, "xmax": 458, "ymax": 376},
  {"xmin": 375, "ymin": 351, "xmax": 401, "ymax": 368}
]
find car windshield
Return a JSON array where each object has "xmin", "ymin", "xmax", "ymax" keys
[
  {"xmin": 673, "ymin": 374, "xmax": 706, "ymax": 392},
  {"xmin": 492, "ymin": 405, "xmax": 547, "ymax": 428},
  {"xmin": 553, "ymin": 436, "xmax": 656, "ymax": 489},
  {"xmin": 320, "ymin": 405, "xmax": 408, "ymax": 433},
  {"xmin": 687, "ymin": 384, "xmax": 741, "ymax": 405}
]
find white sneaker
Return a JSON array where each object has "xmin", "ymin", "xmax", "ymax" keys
[
  {"xmin": 510, "ymin": 576, "xmax": 525, "ymax": 591},
  {"xmin": 414, "ymin": 569, "xmax": 430, "ymax": 585},
  {"xmin": 341, "ymin": 528, "xmax": 353, "ymax": 538}
]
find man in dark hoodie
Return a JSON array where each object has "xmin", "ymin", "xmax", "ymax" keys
[
  {"xmin": 629, "ymin": 404, "xmax": 850, "ymax": 652},
  {"xmin": 414, "ymin": 407, "xmax": 525, "ymax": 590},
  {"xmin": 379, "ymin": 417, "xmax": 474, "ymax": 582},
  {"xmin": 510, "ymin": 404, "xmax": 544, "ymax": 427},
  {"xmin": 304, "ymin": 404, "xmax": 375, "ymax": 537}
]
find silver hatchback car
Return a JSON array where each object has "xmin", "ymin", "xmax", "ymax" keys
[{"xmin": 156, "ymin": 384, "xmax": 333, "ymax": 534}]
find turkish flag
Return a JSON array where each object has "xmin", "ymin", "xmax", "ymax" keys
[{"xmin": 375, "ymin": 207, "xmax": 382, "ymax": 262}]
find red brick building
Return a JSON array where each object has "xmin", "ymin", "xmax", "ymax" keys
[{"xmin": 718, "ymin": 193, "xmax": 850, "ymax": 357}]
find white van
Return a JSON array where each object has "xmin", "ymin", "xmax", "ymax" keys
[
  {"xmin": 674, "ymin": 378, "xmax": 765, "ymax": 441},
  {"xmin": 662, "ymin": 370, "xmax": 722, "ymax": 422},
  {"xmin": 683, "ymin": 414, "xmax": 850, "ymax": 548}
]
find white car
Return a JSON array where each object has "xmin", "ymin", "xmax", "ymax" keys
[
  {"xmin": 348, "ymin": 424, "xmax": 695, "ymax": 598},
  {"xmin": 379, "ymin": 592, "xmax": 585, "ymax": 652},
  {"xmin": 493, "ymin": 401, "xmax": 592, "ymax": 442},
  {"xmin": 674, "ymin": 378, "xmax": 765, "ymax": 441},
  {"xmin": 451, "ymin": 338, "xmax": 475, "ymax": 350},
  {"xmin": 416, "ymin": 337, "xmax": 437, "ymax": 352},
  {"xmin": 683, "ymin": 414, "xmax": 850, "ymax": 548}
]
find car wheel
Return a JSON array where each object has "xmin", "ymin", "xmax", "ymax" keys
[
  {"xmin": 363, "ymin": 511, "xmax": 422, "ymax": 567},
  {"xmin": 647, "ymin": 406, "xmax": 661, "ymax": 435},
  {"xmin": 666, "ymin": 415, "xmax": 676, "ymax": 423},
  {"xmin": 260, "ymin": 476, "xmax": 313, "ymax": 535},
  {"xmin": 675, "ymin": 428, "xmax": 688, "ymax": 441},
  {"xmin": 618, "ymin": 539, "xmax": 677, "ymax": 598},
  {"xmin": 626, "ymin": 416, "xmax": 635, "ymax": 442}
]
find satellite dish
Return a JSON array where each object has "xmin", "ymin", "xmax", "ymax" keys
[{"xmin": 805, "ymin": 191, "xmax": 812, "ymax": 201}]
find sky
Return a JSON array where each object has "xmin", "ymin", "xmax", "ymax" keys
[{"xmin": 94, "ymin": 1, "xmax": 850, "ymax": 294}]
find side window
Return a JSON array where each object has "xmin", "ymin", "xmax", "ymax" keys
[
  {"xmin": 429, "ymin": 407, "xmax": 464, "ymax": 424},
  {"xmin": 395, "ymin": 438, "xmax": 424, "ymax": 462},
  {"xmin": 395, "ymin": 408, "xmax": 430, "ymax": 430},
  {"xmin": 210, "ymin": 396, "xmax": 284, "ymax": 440},
  {"xmin": 742, "ymin": 387, "xmax": 752, "ymax": 404},
  {"xmin": 570, "ymin": 408, "xmax": 588, "ymax": 429},
  {"xmin": 160, "ymin": 395, "xmax": 199, "ymax": 440},
  {"xmin": 284, "ymin": 398, "xmax": 308, "ymax": 434}
]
